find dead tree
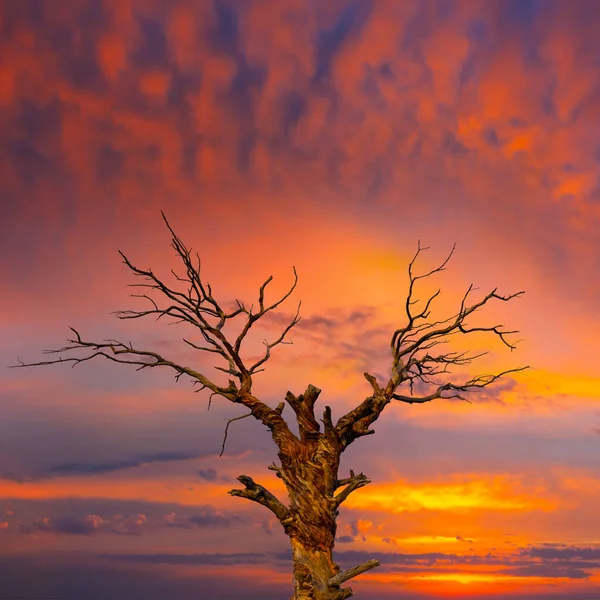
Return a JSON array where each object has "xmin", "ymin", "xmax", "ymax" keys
[{"xmin": 11, "ymin": 213, "xmax": 528, "ymax": 600}]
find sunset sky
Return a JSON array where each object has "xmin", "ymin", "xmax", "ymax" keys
[{"xmin": 2, "ymin": 0, "xmax": 600, "ymax": 598}]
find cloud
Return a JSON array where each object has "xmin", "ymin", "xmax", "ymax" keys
[
  {"xmin": 28, "ymin": 515, "xmax": 104, "ymax": 536},
  {"xmin": 4, "ymin": 500, "xmax": 256, "ymax": 537},
  {"xmin": 263, "ymin": 305, "xmax": 391, "ymax": 376},
  {"xmin": 86, "ymin": 545, "xmax": 600, "ymax": 581},
  {"xmin": 1, "ymin": 0, "xmax": 599, "ymax": 309},
  {"xmin": 340, "ymin": 548, "xmax": 598, "ymax": 579},
  {"xmin": 43, "ymin": 451, "xmax": 203, "ymax": 478},
  {"xmin": 521, "ymin": 545, "xmax": 600, "ymax": 561},
  {"xmin": 110, "ymin": 513, "xmax": 147, "ymax": 536},
  {"xmin": 345, "ymin": 518, "xmax": 372, "ymax": 541},
  {"xmin": 2, "ymin": 551, "xmax": 598, "ymax": 600},
  {"xmin": 277, "ymin": 546, "xmax": 600, "ymax": 579},
  {"xmin": 336, "ymin": 535, "xmax": 354, "ymax": 544},
  {"xmin": 105, "ymin": 552, "xmax": 268, "ymax": 566},
  {"xmin": 10, "ymin": 509, "xmax": 247, "ymax": 537},
  {"xmin": 15, "ymin": 513, "xmax": 144, "ymax": 536},
  {"xmin": 455, "ymin": 534, "xmax": 474, "ymax": 543},
  {"xmin": 163, "ymin": 509, "xmax": 249, "ymax": 530},
  {"xmin": 0, "ymin": 553, "xmax": 289, "ymax": 600},
  {"xmin": 197, "ymin": 468, "xmax": 217, "ymax": 481},
  {"xmin": 505, "ymin": 564, "xmax": 589, "ymax": 580}
]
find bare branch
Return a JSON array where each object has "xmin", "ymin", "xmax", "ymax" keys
[
  {"xmin": 391, "ymin": 241, "xmax": 456, "ymax": 350},
  {"xmin": 10, "ymin": 327, "xmax": 237, "ymax": 401},
  {"xmin": 335, "ymin": 242, "xmax": 528, "ymax": 450},
  {"xmin": 234, "ymin": 267, "xmax": 300, "ymax": 356},
  {"xmin": 392, "ymin": 365, "xmax": 529, "ymax": 404},
  {"xmin": 396, "ymin": 287, "xmax": 525, "ymax": 361},
  {"xmin": 285, "ymin": 384, "xmax": 321, "ymax": 442},
  {"xmin": 391, "ymin": 245, "xmax": 524, "ymax": 361},
  {"xmin": 228, "ymin": 475, "xmax": 290, "ymax": 522},
  {"xmin": 10, "ymin": 213, "xmax": 303, "ymax": 451},
  {"xmin": 220, "ymin": 412, "xmax": 253, "ymax": 457},
  {"xmin": 329, "ymin": 558, "xmax": 380, "ymax": 587},
  {"xmin": 334, "ymin": 470, "xmax": 371, "ymax": 506},
  {"xmin": 249, "ymin": 300, "xmax": 301, "ymax": 375},
  {"xmin": 108, "ymin": 216, "xmax": 302, "ymax": 397},
  {"xmin": 267, "ymin": 462, "xmax": 283, "ymax": 479},
  {"xmin": 363, "ymin": 372, "xmax": 382, "ymax": 394},
  {"xmin": 335, "ymin": 391, "xmax": 387, "ymax": 450}
]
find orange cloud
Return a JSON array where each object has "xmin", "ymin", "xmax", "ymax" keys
[{"xmin": 346, "ymin": 474, "xmax": 556, "ymax": 514}]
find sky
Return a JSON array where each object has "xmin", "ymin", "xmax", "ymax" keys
[{"xmin": 1, "ymin": 0, "xmax": 600, "ymax": 598}]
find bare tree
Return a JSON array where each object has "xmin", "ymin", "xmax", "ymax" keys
[{"xmin": 11, "ymin": 213, "xmax": 528, "ymax": 600}]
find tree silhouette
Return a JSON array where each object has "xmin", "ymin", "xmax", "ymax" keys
[{"xmin": 11, "ymin": 213, "xmax": 528, "ymax": 600}]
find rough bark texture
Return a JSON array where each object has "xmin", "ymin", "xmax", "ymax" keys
[
  {"xmin": 228, "ymin": 386, "xmax": 380, "ymax": 599},
  {"xmin": 270, "ymin": 388, "xmax": 379, "ymax": 600},
  {"xmin": 11, "ymin": 215, "xmax": 528, "ymax": 600},
  {"xmin": 282, "ymin": 435, "xmax": 342, "ymax": 599}
]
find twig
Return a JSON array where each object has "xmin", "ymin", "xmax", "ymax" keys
[{"xmin": 220, "ymin": 412, "xmax": 252, "ymax": 457}]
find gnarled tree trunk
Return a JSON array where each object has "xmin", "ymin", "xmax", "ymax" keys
[
  {"xmin": 283, "ymin": 462, "xmax": 378, "ymax": 600},
  {"xmin": 281, "ymin": 437, "xmax": 342, "ymax": 600},
  {"xmin": 274, "ymin": 401, "xmax": 378, "ymax": 600}
]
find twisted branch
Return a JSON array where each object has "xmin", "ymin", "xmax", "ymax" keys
[
  {"xmin": 336, "ymin": 242, "xmax": 528, "ymax": 449},
  {"xmin": 228, "ymin": 475, "xmax": 290, "ymax": 522},
  {"xmin": 334, "ymin": 470, "xmax": 371, "ymax": 506},
  {"xmin": 329, "ymin": 558, "xmax": 380, "ymax": 587},
  {"xmin": 9, "ymin": 212, "xmax": 301, "ymax": 450},
  {"xmin": 285, "ymin": 385, "xmax": 322, "ymax": 442}
]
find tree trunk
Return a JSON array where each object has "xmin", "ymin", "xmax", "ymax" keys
[
  {"xmin": 290, "ymin": 537, "xmax": 350, "ymax": 600},
  {"xmin": 280, "ymin": 438, "xmax": 351, "ymax": 600}
]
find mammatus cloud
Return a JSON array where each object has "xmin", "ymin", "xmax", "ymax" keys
[{"xmin": 2, "ymin": 0, "xmax": 600, "ymax": 304}]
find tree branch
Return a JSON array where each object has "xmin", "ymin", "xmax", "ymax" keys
[
  {"xmin": 335, "ymin": 380, "xmax": 388, "ymax": 450},
  {"xmin": 249, "ymin": 300, "xmax": 301, "ymax": 375},
  {"xmin": 334, "ymin": 470, "xmax": 371, "ymax": 506},
  {"xmin": 285, "ymin": 384, "xmax": 321, "ymax": 442},
  {"xmin": 10, "ymin": 212, "xmax": 303, "ymax": 451},
  {"xmin": 329, "ymin": 558, "xmax": 380, "ymax": 587},
  {"xmin": 10, "ymin": 327, "xmax": 237, "ymax": 401},
  {"xmin": 391, "ymin": 365, "xmax": 529, "ymax": 404},
  {"xmin": 335, "ymin": 242, "xmax": 529, "ymax": 450},
  {"xmin": 220, "ymin": 412, "xmax": 253, "ymax": 457},
  {"xmin": 228, "ymin": 475, "xmax": 290, "ymax": 522},
  {"xmin": 110, "ymin": 213, "xmax": 301, "ymax": 395}
]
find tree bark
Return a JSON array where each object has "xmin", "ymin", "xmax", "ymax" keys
[
  {"xmin": 276, "ymin": 431, "xmax": 378, "ymax": 600},
  {"xmin": 282, "ymin": 436, "xmax": 344, "ymax": 600}
]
